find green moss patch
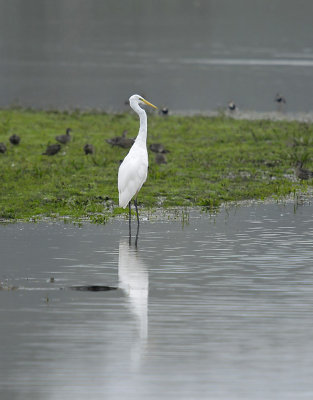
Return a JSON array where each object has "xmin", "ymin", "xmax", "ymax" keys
[{"xmin": 0, "ymin": 109, "xmax": 312, "ymax": 222}]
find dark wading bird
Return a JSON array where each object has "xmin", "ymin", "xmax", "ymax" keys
[
  {"xmin": 84, "ymin": 143, "xmax": 94, "ymax": 155},
  {"xmin": 149, "ymin": 143, "xmax": 169, "ymax": 154},
  {"xmin": 106, "ymin": 130, "xmax": 127, "ymax": 146},
  {"xmin": 155, "ymin": 153, "xmax": 167, "ymax": 164},
  {"xmin": 227, "ymin": 101, "xmax": 236, "ymax": 111},
  {"xmin": 118, "ymin": 94, "xmax": 158, "ymax": 237},
  {"xmin": 0, "ymin": 142, "xmax": 7, "ymax": 153},
  {"xmin": 9, "ymin": 134, "xmax": 21, "ymax": 145},
  {"xmin": 56, "ymin": 128, "xmax": 72, "ymax": 144},
  {"xmin": 160, "ymin": 107, "xmax": 169, "ymax": 115},
  {"xmin": 275, "ymin": 93, "xmax": 286, "ymax": 104},
  {"xmin": 42, "ymin": 143, "xmax": 61, "ymax": 156},
  {"xmin": 275, "ymin": 93, "xmax": 286, "ymax": 111},
  {"xmin": 106, "ymin": 130, "xmax": 135, "ymax": 149},
  {"xmin": 295, "ymin": 161, "xmax": 313, "ymax": 180}
]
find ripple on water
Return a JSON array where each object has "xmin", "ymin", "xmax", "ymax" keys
[{"xmin": 1, "ymin": 202, "xmax": 313, "ymax": 400}]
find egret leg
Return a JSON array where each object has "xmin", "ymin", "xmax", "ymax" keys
[
  {"xmin": 134, "ymin": 198, "xmax": 140, "ymax": 225},
  {"xmin": 128, "ymin": 201, "xmax": 131, "ymax": 243}
]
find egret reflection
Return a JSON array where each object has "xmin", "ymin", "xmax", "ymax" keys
[
  {"xmin": 129, "ymin": 222, "xmax": 140, "ymax": 246},
  {"xmin": 118, "ymin": 238, "xmax": 149, "ymax": 339}
]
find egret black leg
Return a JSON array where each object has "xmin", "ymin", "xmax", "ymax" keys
[
  {"xmin": 134, "ymin": 199, "xmax": 140, "ymax": 225},
  {"xmin": 128, "ymin": 201, "xmax": 131, "ymax": 243}
]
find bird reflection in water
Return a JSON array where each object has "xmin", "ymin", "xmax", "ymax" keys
[
  {"xmin": 118, "ymin": 238, "xmax": 149, "ymax": 340},
  {"xmin": 129, "ymin": 218, "xmax": 140, "ymax": 247}
]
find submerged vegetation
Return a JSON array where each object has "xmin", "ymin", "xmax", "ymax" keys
[{"xmin": 0, "ymin": 108, "xmax": 312, "ymax": 222}]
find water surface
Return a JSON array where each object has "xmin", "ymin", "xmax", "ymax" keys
[
  {"xmin": 1, "ymin": 202, "xmax": 313, "ymax": 399},
  {"xmin": 1, "ymin": 0, "xmax": 313, "ymax": 112}
]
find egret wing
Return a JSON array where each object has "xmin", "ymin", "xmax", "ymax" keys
[{"xmin": 118, "ymin": 148, "xmax": 148, "ymax": 208}]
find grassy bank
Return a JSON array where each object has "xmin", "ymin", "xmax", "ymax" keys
[{"xmin": 0, "ymin": 109, "xmax": 312, "ymax": 222}]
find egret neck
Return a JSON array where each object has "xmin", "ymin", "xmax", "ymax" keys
[{"xmin": 131, "ymin": 102, "xmax": 147, "ymax": 146}]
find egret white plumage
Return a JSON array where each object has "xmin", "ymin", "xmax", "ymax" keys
[{"xmin": 118, "ymin": 94, "xmax": 157, "ymax": 225}]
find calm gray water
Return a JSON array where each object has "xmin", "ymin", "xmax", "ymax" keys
[
  {"xmin": 1, "ymin": 0, "xmax": 313, "ymax": 113},
  {"xmin": 1, "ymin": 201, "xmax": 313, "ymax": 399}
]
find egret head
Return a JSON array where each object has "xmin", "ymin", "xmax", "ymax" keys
[{"xmin": 129, "ymin": 94, "xmax": 158, "ymax": 110}]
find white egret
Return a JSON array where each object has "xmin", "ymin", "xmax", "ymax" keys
[{"xmin": 118, "ymin": 94, "xmax": 157, "ymax": 225}]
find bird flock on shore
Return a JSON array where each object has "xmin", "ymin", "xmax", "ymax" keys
[
  {"xmin": 0, "ymin": 113, "xmax": 169, "ymax": 162},
  {"xmin": 227, "ymin": 93, "xmax": 287, "ymax": 113},
  {"xmin": 0, "ymin": 92, "xmax": 286, "ymax": 158},
  {"xmin": 0, "ymin": 91, "xmax": 312, "ymax": 228}
]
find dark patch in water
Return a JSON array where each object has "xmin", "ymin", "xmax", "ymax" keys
[{"xmin": 70, "ymin": 285, "xmax": 118, "ymax": 292}]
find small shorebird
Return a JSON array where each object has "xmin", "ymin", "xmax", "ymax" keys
[
  {"xmin": 160, "ymin": 107, "xmax": 169, "ymax": 115},
  {"xmin": 0, "ymin": 142, "xmax": 7, "ymax": 153},
  {"xmin": 42, "ymin": 143, "xmax": 61, "ymax": 156},
  {"xmin": 149, "ymin": 143, "xmax": 169, "ymax": 154},
  {"xmin": 275, "ymin": 93, "xmax": 286, "ymax": 104},
  {"xmin": 106, "ymin": 130, "xmax": 134, "ymax": 148},
  {"xmin": 83, "ymin": 143, "xmax": 94, "ymax": 155},
  {"xmin": 228, "ymin": 101, "xmax": 236, "ymax": 111},
  {"xmin": 9, "ymin": 134, "xmax": 21, "ymax": 145},
  {"xmin": 275, "ymin": 93, "xmax": 286, "ymax": 112},
  {"xmin": 295, "ymin": 161, "xmax": 313, "ymax": 180},
  {"xmin": 155, "ymin": 153, "xmax": 167, "ymax": 164}
]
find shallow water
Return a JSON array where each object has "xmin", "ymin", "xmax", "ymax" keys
[
  {"xmin": 1, "ymin": 0, "xmax": 313, "ymax": 112},
  {"xmin": 1, "ymin": 202, "xmax": 313, "ymax": 399}
]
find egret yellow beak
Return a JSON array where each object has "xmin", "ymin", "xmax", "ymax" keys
[{"xmin": 140, "ymin": 97, "xmax": 158, "ymax": 109}]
